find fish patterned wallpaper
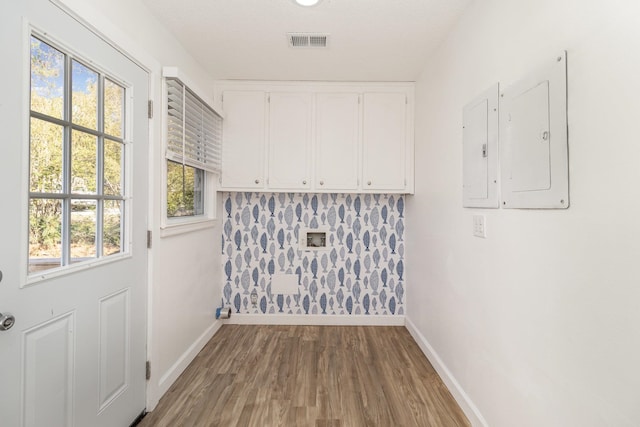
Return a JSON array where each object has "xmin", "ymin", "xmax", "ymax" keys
[{"xmin": 221, "ymin": 192, "xmax": 406, "ymax": 316}]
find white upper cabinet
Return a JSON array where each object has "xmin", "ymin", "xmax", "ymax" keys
[
  {"xmin": 215, "ymin": 81, "xmax": 414, "ymax": 193},
  {"xmin": 315, "ymin": 93, "xmax": 360, "ymax": 191},
  {"xmin": 267, "ymin": 92, "xmax": 313, "ymax": 190},
  {"xmin": 221, "ymin": 91, "xmax": 266, "ymax": 188},
  {"xmin": 362, "ymin": 92, "xmax": 408, "ymax": 191}
]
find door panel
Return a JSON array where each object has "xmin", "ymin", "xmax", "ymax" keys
[
  {"xmin": 268, "ymin": 92, "xmax": 313, "ymax": 190},
  {"xmin": 23, "ymin": 313, "xmax": 75, "ymax": 427},
  {"xmin": 98, "ymin": 289, "xmax": 130, "ymax": 410},
  {"xmin": 221, "ymin": 91, "xmax": 266, "ymax": 189},
  {"xmin": 0, "ymin": 1, "xmax": 148, "ymax": 426},
  {"xmin": 362, "ymin": 92, "xmax": 407, "ymax": 191},
  {"xmin": 315, "ymin": 93, "xmax": 360, "ymax": 191}
]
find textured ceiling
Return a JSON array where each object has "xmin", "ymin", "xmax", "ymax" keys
[{"xmin": 141, "ymin": 0, "xmax": 472, "ymax": 82}]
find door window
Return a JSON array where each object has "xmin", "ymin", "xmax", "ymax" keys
[{"xmin": 29, "ymin": 35, "xmax": 127, "ymax": 274}]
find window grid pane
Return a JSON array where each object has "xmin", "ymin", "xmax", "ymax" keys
[
  {"xmin": 71, "ymin": 60, "xmax": 99, "ymax": 130},
  {"xmin": 28, "ymin": 34, "xmax": 127, "ymax": 274},
  {"xmin": 104, "ymin": 200, "xmax": 123, "ymax": 256},
  {"xmin": 104, "ymin": 138, "xmax": 123, "ymax": 196},
  {"xmin": 70, "ymin": 199, "xmax": 97, "ymax": 262},
  {"xmin": 30, "ymin": 117, "xmax": 64, "ymax": 193},
  {"xmin": 29, "ymin": 198, "xmax": 62, "ymax": 273},
  {"xmin": 71, "ymin": 130, "xmax": 98, "ymax": 194},
  {"xmin": 104, "ymin": 79, "xmax": 124, "ymax": 138},
  {"xmin": 30, "ymin": 37, "xmax": 65, "ymax": 120},
  {"xmin": 166, "ymin": 160, "xmax": 204, "ymax": 218}
]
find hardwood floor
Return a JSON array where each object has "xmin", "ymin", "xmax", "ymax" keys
[{"xmin": 139, "ymin": 325, "xmax": 469, "ymax": 427}]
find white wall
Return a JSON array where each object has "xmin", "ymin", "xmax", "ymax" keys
[
  {"xmin": 407, "ymin": 0, "xmax": 640, "ymax": 426},
  {"xmin": 56, "ymin": 0, "xmax": 224, "ymax": 410}
]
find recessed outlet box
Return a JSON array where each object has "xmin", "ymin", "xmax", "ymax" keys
[
  {"xmin": 299, "ymin": 228, "xmax": 330, "ymax": 251},
  {"xmin": 307, "ymin": 232, "xmax": 326, "ymax": 248}
]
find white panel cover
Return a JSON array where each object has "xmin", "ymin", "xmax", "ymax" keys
[
  {"xmin": 509, "ymin": 81, "xmax": 551, "ymax": 192},
  {"xmin": 462, "ymin": 83, "xmax": 499, "ymax": 208},
  {"xmin": 500, "ymin": 52, "xmax": 569, "ymax": 209},
  {"xmin": 271, "ymin": 274, "xmax": 299, "ymax": 295}
]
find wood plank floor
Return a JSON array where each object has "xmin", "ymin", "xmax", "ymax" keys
[{"xmin": 139, "ymin": 325, "xmax": 469, "ymax": 427}]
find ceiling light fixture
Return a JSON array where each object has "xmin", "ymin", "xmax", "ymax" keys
[{"xmin": 294, "ymin": 0, "xmax": 322, "ymax": 7}]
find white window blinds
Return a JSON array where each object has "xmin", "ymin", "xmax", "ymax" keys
[{"xmin": 166, "ymin": 78, "xmax": 222, "ymax": 173}]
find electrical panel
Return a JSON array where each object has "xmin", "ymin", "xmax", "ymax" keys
[{"xmin": 462, "ymin": 83, "xmax": 499, "ymax": 208}]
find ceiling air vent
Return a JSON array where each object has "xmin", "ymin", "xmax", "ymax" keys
[{"xmin": 287, "ymin": 33, "xmax": 329, "ymax": 48}]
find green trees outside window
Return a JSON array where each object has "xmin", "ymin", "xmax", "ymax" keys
[{"xmin": 166, "ymin": 161, "xmax": 204, "ymax": 218}]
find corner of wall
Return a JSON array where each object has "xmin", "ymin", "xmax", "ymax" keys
[
  {"xmin": 405, "ymin": 317, "xmax": 487, "ymax": 427},
  {"xmin": 147, "ymin": 319, "xmax": 224, "ymax": 411}
]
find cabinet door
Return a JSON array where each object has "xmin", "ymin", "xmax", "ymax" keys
[
  {"xmin": 315, "ymin": 93, "xmax": 360, "ymax": 191},
  {"xmin": 268, "ymin": 92, "xmax": 312, "ymax": 190},
  {"xmin": 362, "ymin": 92, "xmax": 407, "ymax": 191},
  {"xmin": 221, "ymin": 91, "xmax": 266, "ymax": 189}
]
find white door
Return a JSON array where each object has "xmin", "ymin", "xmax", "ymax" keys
[
  {"xmin": 315, "ymin": 93, "xmax": 360, "ymax": 191},
  {"xmin": 268, "ymin": 92, "xmax": 313, "ymax": 190},
  {"xmin": 362, "ymin": 92, "xmax": 407, "ymax": 191},
  {"xmin": 221, "ymin": 91, "xmax": 266, "ymax": 189},
  {"xmin": 0, "ymin": 2, "xmax": 149, "ymax": 426}
]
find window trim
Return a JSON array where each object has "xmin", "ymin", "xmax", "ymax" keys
[
  {"xmin": 26, "ymin": 252, "xmax": 132, "ymax": 285},
  {"xmin": 160, "ymin": 166, "xmax": 218, "ymax": 237},
  {"xmin": 26, "ymin": 31, "xmax": 132, "ymax": 284}
]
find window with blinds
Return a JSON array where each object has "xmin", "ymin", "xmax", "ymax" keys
[{"xmin": 166, "ymin": 78, "xmax": 222, "ymax": 174}]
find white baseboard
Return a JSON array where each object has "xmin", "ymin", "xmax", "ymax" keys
[
  {"xmin": 405, "ymin": 318, "xmax": 488, "ymax": 427},
  {"xmin": 226, "ymin": 314, "xmax": 405, "ymax": 326},
  {"xmin": 153, "ymin": 320, "xmax": 224, "ymax": 405}
]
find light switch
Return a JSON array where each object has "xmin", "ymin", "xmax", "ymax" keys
[{"xmin": 473, "ymin": 215, "xmax": 486, "ymax": 238}]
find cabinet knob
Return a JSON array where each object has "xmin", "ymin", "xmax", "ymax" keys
[
  {"xmin": 302, "ymin": 180, "xmax": 307, "ymax": 185},
  {"xmin": 319, "ymin": 180, "xmax": 324, "ymax": 186},
  {"xmin": 367, "ymin": 181, "xmax": 372, "ymax": 186},
  {"xmin": 255, "ymin": 179, "xmax": 260, "ymax": 184}
]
